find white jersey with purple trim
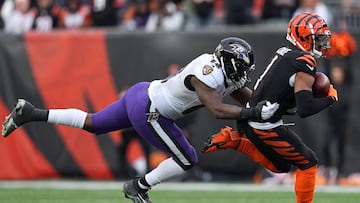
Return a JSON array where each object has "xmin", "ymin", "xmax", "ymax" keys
[{"xmin": 148, "ymin": 53, "xmax": 240, "ymax": 120}]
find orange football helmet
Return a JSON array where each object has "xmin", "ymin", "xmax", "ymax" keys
[{"xmin": 286, "ymin": 12, "xmax": 331, "ymax": 58}]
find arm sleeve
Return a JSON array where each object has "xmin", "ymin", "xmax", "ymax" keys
[{"xmin": 295, "ymin": 90, "xmax": 334, "ymax": 118}]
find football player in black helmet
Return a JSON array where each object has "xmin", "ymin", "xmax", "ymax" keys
[{"xmin": 2, "ymin": 37, "xmax": 279, "ymax": 203}]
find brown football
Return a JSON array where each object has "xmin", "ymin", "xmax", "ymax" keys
[{"xmin": 312, "ymin": 72, "xmax": 330, "ymax": 98}]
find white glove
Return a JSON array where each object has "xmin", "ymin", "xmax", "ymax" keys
[{"xmin": 261, "ymin": 101, "xmax": 279, "ymax": 120}]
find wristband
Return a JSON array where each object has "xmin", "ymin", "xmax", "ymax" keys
[{"xmin": 239, "ymin": 108, "xmax": 261, "ymax": 120}]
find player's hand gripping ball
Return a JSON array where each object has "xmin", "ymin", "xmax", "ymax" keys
[{"xmin": 312, "ymin": 72, "xmax": 330, "ymax": 98}]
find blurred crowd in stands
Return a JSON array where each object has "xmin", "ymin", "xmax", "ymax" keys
[{"xmin": 0, "ymin": 0, "xmax": 360, "ymax": 34}]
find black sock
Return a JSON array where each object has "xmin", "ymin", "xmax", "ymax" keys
[
  {"xmin": 33, "ymin": 109, "xmax": 49, "ymax": 122},
  {"xmin": 138, "ymin": 177, "xmax": 151, "ymax": 189}
]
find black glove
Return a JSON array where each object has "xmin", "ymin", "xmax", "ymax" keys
[{"xmin": 239, "ymin": 100, "xmax": 267, "ymax": 121}]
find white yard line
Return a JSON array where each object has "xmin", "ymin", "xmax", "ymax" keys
[{"xmin": 0, "ymin": 180, "xmax": 359, "ymax": 193}]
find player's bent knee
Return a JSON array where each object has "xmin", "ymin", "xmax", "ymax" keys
[
  {"xmin": 296, "ymin": 150, "xmax": 319, "ymax": 170},
  {"xmin": 183, "ymin": 156, "xmax": 198, "ymax": 171},
  {"xmin": 182, "ymin": 163, "xmax": 196, "ymax": 170},
  {"xmin": 174, "ymin": 148, "xmax": 198, "ymax": 171},
  {"xmin": 174, "ymin": 159, "xmax": 197, "ymax": 171},
  {"xmin": 276, "ymin": 164, "xmax": 292, "ymax": 173}
]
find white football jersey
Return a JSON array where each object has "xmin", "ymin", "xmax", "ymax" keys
[{"xmin": 148, "ymin": 53, "xmax": 239, "ymax": 120}]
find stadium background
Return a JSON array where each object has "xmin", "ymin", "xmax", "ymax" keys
[{"xmin": 0, "ymin": 28, "xmax": 359, "ymax": 181}]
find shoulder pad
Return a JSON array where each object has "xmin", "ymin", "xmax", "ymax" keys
[{"xmin": 296, "ymin": 54, "xmax": 317, "ymax": 67}]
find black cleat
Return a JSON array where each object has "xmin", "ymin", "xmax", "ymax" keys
[
  {"xmin": 123, "ymin": 178, "xmax": 152, "ymax": 203},
  {"xmin": 2, "ymin": 99, "xmax": 36, "ymax": 137}
]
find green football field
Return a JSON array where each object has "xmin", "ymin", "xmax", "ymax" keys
[
  {"xmin": 1, "ymin": 189, "xmax": 360, "ymax": 203},
  {"xmin": 1, "ymin": 181, "xmax": 360, "ymax": 203}
]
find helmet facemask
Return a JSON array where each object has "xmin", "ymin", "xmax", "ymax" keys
[
  {"xmin": 219, "ymin": 56, "xmax": 248, "ymax": 88},
  {"xmin": 215, "ymin": 37, "xmax": 255, "ymax": 89},
  {"xmin": 219, "ymin": 52, "xmax": 255, "ymax": 88},
  {"xmin": 312, "ymin": 31, "xmax": 331, "ymax": 58}
]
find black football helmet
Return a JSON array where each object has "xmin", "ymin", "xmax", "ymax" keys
[{"xmin": 215, "ymin": 37, "xmax": 255, "ymax": 88}]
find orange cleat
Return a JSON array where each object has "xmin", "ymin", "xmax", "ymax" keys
[{"xmin": 202, "ymin": 126, "xmax": 243, "ymax": 153}]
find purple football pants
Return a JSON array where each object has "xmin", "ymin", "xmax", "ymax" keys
[{"xmin": 91, "ymin": 82, "xmax": 198, "ymax": 169}]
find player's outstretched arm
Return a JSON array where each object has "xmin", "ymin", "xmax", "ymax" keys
[{"xmin": 191, "ymin": 76, "xmax": 278, "ymax": 121}]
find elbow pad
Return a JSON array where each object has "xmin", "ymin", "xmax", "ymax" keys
[{"xmin": 295, "ymin": 90, "xmax": 334, "ymax": 118}]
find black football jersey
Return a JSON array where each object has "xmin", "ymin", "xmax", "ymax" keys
[{"xmin": 249, "ymin": 46, "xmax": 317, "ymax": 122}]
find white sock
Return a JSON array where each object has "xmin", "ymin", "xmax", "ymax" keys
[
  {"xmin": 47, "ymin": 109, "xmax": 87, "ymax": 128},
  {"xmin": 142, "ymin": 158, "xmax": 185, "ymax": 188}
]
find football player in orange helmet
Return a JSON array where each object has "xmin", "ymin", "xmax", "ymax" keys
[
  {"xmin": 203, "ymin": 12, "xmax": 338, "ymax": 203},
  {"xmin": 286, "ymin": 12, "xmax": 332, "ymax": 58}
]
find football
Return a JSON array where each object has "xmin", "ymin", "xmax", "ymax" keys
[{"xmin": 312, "ymin": 72, "xmax": 330, "ymax": 98}]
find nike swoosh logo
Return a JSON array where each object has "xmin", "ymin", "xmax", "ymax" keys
[{"xmin": 306, "ymin": 64, "xmax": 314, "ymax": 71}]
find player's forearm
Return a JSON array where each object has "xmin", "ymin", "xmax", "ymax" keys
[
  {"xmin": 295, "ymin": 90, "xmax": 334, "ymax": 118},
  {"xmin": 209, "ymin": 103, "xmax": 244, "ymax": 120},
  {"xmin": 210, "ymin": 103, "xmax": 260, "ymax": 121}
]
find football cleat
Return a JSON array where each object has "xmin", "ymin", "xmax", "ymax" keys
[
  {"xmin": 202, "ymin": 126, "xmax": 243, "ymax": 153},
  {"xmin": 2, "ymin": 99, "xmax": 35, "ymax": 137},
  {"xmin": 123, "ymin": 178, "xmax": 152, "ymax": 203}
]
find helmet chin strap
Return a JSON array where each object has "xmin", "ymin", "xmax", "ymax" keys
[{"xmin": 312, "ymin": 49, "xmax": 322, "ymax": 58}]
